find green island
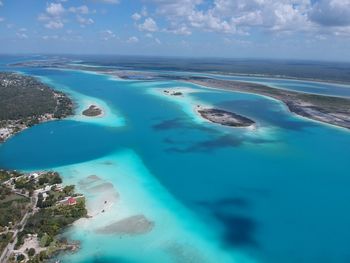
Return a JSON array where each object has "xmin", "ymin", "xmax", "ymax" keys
[
  {"xmin": 0, "ymin": 170, "xmax": 87, "ymax": 263},
  {"xmin": 82, "ymin": 105, "xmax": 103, "ymax": 117},
  {"xmin": 0, "ymin": 72, "xmax": 73, "ymax": 142}
]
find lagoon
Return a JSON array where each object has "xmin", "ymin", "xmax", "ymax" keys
[{"xmin": 1, "ymin": 63, "xmax": 350, "ymax": 263}]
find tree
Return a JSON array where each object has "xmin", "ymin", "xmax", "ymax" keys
[
  {"xmin": 36, "ymin": 193, "xmax": 43, "ymax": 208},
  {"xmin": 28, "ymin": 247, "xmax": 36, "ymax": 257},
  {"xmin": 17, "ymin": 254, "xmax": 25, "ymax": 262}
]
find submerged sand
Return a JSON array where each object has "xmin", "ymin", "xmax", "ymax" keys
[{"xmin": 95, "ymin": 214, "xmax": 154, "ymax": 235}]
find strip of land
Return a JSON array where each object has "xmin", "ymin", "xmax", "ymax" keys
[
  {"xmin": 10, "ymin": 60, "xmax": 350, "ymax": 130},
  {"xmin": 186, "ymin": 77, "xmax": 350, "ymax": 130},
  {"xmin": 0, "ymin": 72, "xmax": 73, "ymax": 142}
]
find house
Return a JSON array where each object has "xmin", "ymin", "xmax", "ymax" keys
[
  {"xmin": 42, "ymin": 192, "xmax": 49, "ymax": 200},
  {"xmin": 67, "ymin": 197, "xmax": 77, "ymax": 205}
]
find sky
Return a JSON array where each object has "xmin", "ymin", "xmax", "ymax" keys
[{"xmin": 0, "ymin": 0, "xmax": 350, "ymax": 61}]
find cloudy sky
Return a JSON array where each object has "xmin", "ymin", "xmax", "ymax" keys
[{"xmin": 0, "ymin": 0, "xmax": 350, "ymax": 61}]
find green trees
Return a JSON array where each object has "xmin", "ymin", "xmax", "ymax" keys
[
  {"xmin": 28, "ymin": 247, "xmax": 36, "ymax": 257},
  {"xmin": 0, "ymin": 73, "xmax": 73, "ymax": 121}
]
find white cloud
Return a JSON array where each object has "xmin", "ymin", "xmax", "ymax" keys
[
  {"xmin": 77, "ymin": 15, "xmax": 94, "ymax": 26},
  {"xmin": 155, "ymin": 37, "xmax": 161, "ymax": 44},
  {"xmin": 91, "ymin": 0, "xmax": 119, "ymax": 4},
  {"xmin": 0, "ymin": 17, "xmax": 4, "ymax": 22},
  {"xmin": 309, "ymin": 0, "xmax": 350, "ymax": 27},
  {"xmin": 16, "ymin": 32, "xmax": 28, "ymax": 39},
  {"xmin": 0, "ymin": 0, "xmax": 3, "ymax": 6},
  {"xmin": 127, "ymin": 36, "xmax": 139, "ymax": 43},
  {"xmin": 138, "ymin": 17, "xmax": 158, "ymax": 32},
  {"xmin": 165, "ymin": 24, "xmax": 192, "ymax": 35},
  {"xmin": 39, "ymin": 2, "xmax": 66, "ymax": 29},
  {"xmin": 69, "ymin": 5, "xmax": 90, "ymax": 15},
  {"xmin": 42, "ymin": 35, "xmax": 59, "ymax": 40},
  {"xmin": 45, "ymin": 20, "xmax": 64, "ymax": 29},
  {"xmin": 148, "ymin": 0, "xmax": 312, "ymax": 35},
  {"xmin": 141, "ymin": 6, "xmax": 148, "ymax": 17},
  {"xmin": 132, "ymin": 12, "xmax": 142, "ymax": 21},
  {"xmin": 46, "ymin": 3, "xmax": 65, "ymax": 16},
  {"xmin": 101, "ymin": 29, "xmax": 116, "ymax": 40}
]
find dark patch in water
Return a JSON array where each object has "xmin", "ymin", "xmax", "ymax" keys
[
  {"xmin": 152, "ymin": 118, "xmax": 185, "ymax": 130},
  {"xmin": 214, "ymin": 211, "xmax": 259, "ymax": 248},
  {"xmin": 100, "ymin": 160, "xmax": 116, "ymax": 166},
  {"xmin": 197, "ymin": 197, "xmax": 251, "ymax": 209},
  {"xmin": 152, "ymin": 117, "xmax": 219, "ymax": 134},
  {"xmin": 197, "ymin": 197, "xmax": 259, "ymax": 248},
  {"xmin": 165, "ymin": 134, "xmax": 272, "ymax": 153}
]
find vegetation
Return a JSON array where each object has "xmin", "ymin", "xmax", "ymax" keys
[
  {"xmin": 82, "ymin": 105, "xmax": 102, "ymax": 117},
  {"xmin": 0, "ymin": 232, "xmax": 13, "ymax": 254},
  {"xmin": 0, "ymin": 169, "xmax": 20, "ymax": 184},
  {"xmin": 0, "ymin": 72, "xmax": 72, "ymax": 121},
  {"xmin": 0, "ymin": 72, "xmax": 73, "ymax": 142},
  {"xmin": 13, "ymin": 172, "xmax": 62, "ymax": 193},
  {"xmin": 19, "ymin": 198, "xmax": 86, "ymax": 248},
  {"xmin": 0, "ymin": 186, "xmax": 29, "ymax": 228},
  {"xmin": 0, "ymin": 169, "xmax": 86, "ymax": 262}
]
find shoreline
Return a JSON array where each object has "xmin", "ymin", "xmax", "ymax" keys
[
  {"xmin": 161, "ymin": 88, "xmax": 256, "ymax": 129},
  {"xmin": 10, "ymin": 59, "xmax": 350, "ymax": 86},
  {"xmin": 0, "ymin": 72, "xmax": 74, "ymax": 143},
  {"xmin": 186, "ymin": 78, "xmax": 350, "ymax": 131},
  {"xmin": 0, "ymin": 170, "xmax": 87, "ymax": 262}
]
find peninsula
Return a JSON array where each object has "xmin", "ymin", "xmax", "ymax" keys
[
  {"xmin": 0, "ymin": 72, "xmax": 73, "ymax": 142},
  {"xmin": 187, "ymin": 77, "xmax": 350, "ymax": 130}
]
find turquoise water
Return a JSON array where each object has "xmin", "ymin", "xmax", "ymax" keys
[{"xmin": 1, "ymin": 63, "xmax": 350, "ymax": 263}]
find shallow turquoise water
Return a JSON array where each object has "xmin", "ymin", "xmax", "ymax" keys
[{"xmin": 1, "ymin": 65, "xmax": 350, "ymax": 263}]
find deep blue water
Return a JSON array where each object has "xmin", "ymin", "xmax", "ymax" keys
[{"xmin": 1, "ymin": 66, "xmax": 350, "ymax": 263}]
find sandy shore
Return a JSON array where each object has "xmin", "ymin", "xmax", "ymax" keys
[
  {"xmin": 78, "ymin": 175, "xmax": 119, "ymax": 217},
  {"xmin": 161, "ymin": 88, "xmax": 256, "ymax": 129}
]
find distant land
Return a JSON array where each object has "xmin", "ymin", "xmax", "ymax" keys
[
  {"xmin": 8, "ymin": 55, "xmax": 350, "ymax": 84},
  {"xmin": 10, "ymin": 58, "xmax": 350, "ymax": 130}
]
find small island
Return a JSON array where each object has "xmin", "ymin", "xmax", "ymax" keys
[
  {"xmin": 0, "ymin": 72, "xmax": 73, "ymax": 143},
  {"xmin": 163, "ymin": 90, "xmax": 183, "ymax": 96},
  {"xmin": 82, "ymin": 105, "xmax": 103, "ymax": 117},
  {"xmin": 197, "ymin": 107, "xmax": 255, "ymax": 127}
]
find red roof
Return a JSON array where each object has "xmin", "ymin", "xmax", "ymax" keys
[{"xmin": 67, "ymin": 197, "xmax": 76, "ymax": 205}]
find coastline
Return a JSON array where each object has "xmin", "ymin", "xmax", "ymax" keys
[
  {"xmin": 186, "ymin": 78, "xmax": 350, "ymax": 131},
  {"xmin": 158, "ymin": 88, "xmax": 257, "ymax": 130},
  {"xmin": 0, "ymin": 72, "xmax": 74, "ymax": 143},
  {"xmin": 0, "ymin": 170, "xmax": 87, "ymax": 262}
]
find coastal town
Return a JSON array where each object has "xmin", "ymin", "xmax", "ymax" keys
[{"xmin": 0, "ymin": 169, "xmax": 87, "ymax": 262}]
